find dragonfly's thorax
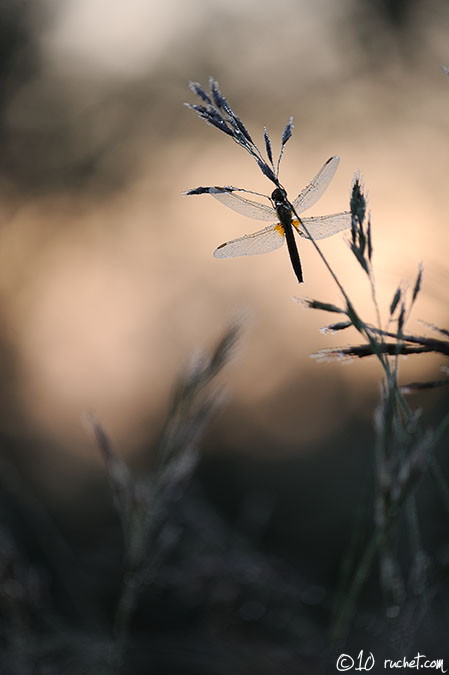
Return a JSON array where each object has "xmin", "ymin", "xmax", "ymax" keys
[{"xmin": 271, "ymin": 187, "xmax": 292, "ymax": 226}]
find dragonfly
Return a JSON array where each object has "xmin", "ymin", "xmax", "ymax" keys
[{"xmin": 184, "ymin": 155, "xmax": 351, "ymax": 284}]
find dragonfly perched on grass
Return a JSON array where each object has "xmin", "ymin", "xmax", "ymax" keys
[{"xmin": 184, "ymin": 78, "xmax": 351, "ymax": 284}]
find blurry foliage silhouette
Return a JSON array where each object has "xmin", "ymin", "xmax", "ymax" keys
[
  {"xmin": 0, "ymin": 6, "xmax": 449, "ymax": 674},
  {"xmin": 185, "ymin": 77, "xmax": 449, "ymax": 651}
]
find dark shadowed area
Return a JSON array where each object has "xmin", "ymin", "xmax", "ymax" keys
[{"xmin": 1, "ymin": 0, "xmax": 449, "ymax": 672}]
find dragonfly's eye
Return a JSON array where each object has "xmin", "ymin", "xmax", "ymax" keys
[{"xmin": 271, "ymin": 188, "xmax": 286, "ymax": 202}]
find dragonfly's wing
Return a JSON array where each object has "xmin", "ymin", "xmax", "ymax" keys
[
  {"xmin": 214, "ymin": 223, "xmax": 285, "ymax": 258},
  {"xmin": 210, "ymin": 189, "xmax": 275, "ymax": 221},
  {"xmin": 292, "ymin": 156, "xmax": 340, "ymax": 214},
  {"xmin": 185, "ymin": 186, "xmax": 275, "ymax": 221},
  {"xmin": 293, "ymin": 211, "xmax": 351, "ymax": 240}
]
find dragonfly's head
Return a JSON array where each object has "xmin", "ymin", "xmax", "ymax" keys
[{"xmin": 271, "ymin": 187, "xmax": 288, "ymax": 208}]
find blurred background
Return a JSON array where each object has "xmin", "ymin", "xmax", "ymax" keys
[{"xmin": 1, "ymin": 0, "xmax": 449, "ymax": 671}]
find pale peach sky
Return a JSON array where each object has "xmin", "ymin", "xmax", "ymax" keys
[{"xmin": 0, "ymin": 1, "xmax": 448, "ymax": 457}]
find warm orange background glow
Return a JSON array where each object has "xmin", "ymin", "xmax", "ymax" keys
[{"xmin": 0, "ymin": 0, "xmax": 448, "ymax": 467}]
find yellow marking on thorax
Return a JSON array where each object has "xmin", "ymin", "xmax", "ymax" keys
[
  {"xmin": 291, "ymin": 219, "xmax": 304, "ymax": 235},
  {"xmin": 275, "ymin": 223, "xmax": 285, "ymax": 236}
]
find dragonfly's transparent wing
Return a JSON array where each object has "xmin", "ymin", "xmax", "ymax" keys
[
  {"xmin": 293, "ymin": 211, "xmax": 351, "ymax": 240},
  {"xmin": 208, "ymin": 188, "xmax": 275, "ymax": 221},
  {"xmin": 214, "ymin": 223, "xmax": 285, "ymax": 258},
  {"xmin": 185, "ymin": 186, "xmax": 275, "ymax": 221},
  {"xmin": 292, "ymin": 156, "xmax": 340, "ymax": 214}
]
